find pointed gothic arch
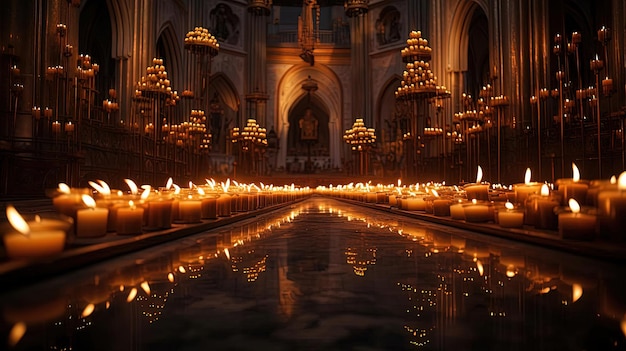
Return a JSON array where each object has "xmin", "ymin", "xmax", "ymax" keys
[
  {"xmin": 208, "ymin": 73, "xmax": 240, "ymax": 154},
  {"xmin": 156, "ymin": 22, "xmax": 182, "ymax": 94},
  {"xmin": 275, "ymin": 63, "xmax": 343, "ymax": 169}
]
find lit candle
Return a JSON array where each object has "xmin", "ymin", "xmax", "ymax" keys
[
  {"xmin": 449, "ymin": 199, "xmax": 468, "ymax": 220},
  {"xmin": 116, "ymin": 200, "xmax": 144, "ymax": 235},
  {"xmin": 556, "ymin": 163, "xmax": 589, "ymax": 206},
  {"xmin": 200, "ymin": 193, "xmax": 218, "ymax": 219},
  {"xmin": 3, "ymin": 206, "xmax": 68, "ymax": 259},
  {"xmin": 178, "ymin": 194, "xmax": 202, "ymax": 223},
  {"xmin": 464, "ymin": 165, "xmax": 490, "ymax": 201},
  {"xmin": 514, "ymin": 168, "xmax": 542, "ymax": 205},
  {"xmin": 65, "ymin": 121, "xmax": 75, "ymax": 133},
  {"xmin": 498, "ymin": 201, "xmax": 524, "ymax": 228},
  {"xmin": 217, "ymin": 180, "xmax": 231, "ymax": 217},
  {"xmin": 597, "ymin": 172, "xmax": 626, "ymax": 240},
  {"xmin": 558, "ymin": 199, "xmax": 596, "ymax": 240},
  {"xmin": 52, "ymin": 182, "xmax": 87, "ymax": 217},
  {"xmin": 144, "ymin": 192, "xmax": 173, "ymax": 230},
  {"xmin": 76, "ymin": 194, "xmax": 109, "ymax": 238},
  {"xmin": 463, "ymin": 199, "xmax": 493, "ymax": 223},
  {"xmin": 532, "ymin": 184, "xmax": 560, "ymax": 230}
]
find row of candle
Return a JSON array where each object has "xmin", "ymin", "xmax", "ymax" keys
[
  {"xmin": 2, "ymin": 180, "xmax": 311, "ymax": 260},
  {"xmin": 316, "ymin": 167, "xmax": 626, "ymax": 241}
]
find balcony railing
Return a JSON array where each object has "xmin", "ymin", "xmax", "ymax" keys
[{"xmin": 267, "ymin": 28, "xmax": 350, "ymax": 47}]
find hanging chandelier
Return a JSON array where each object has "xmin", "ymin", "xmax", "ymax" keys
[{"xmin": 298, "ymin": 0, "xmax": 320, "ymax": 65}]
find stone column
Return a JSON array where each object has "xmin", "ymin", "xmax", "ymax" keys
[
  {"xmin": 245, "ymin": 0, "xmax": 271, "ymax": 126},
  {"xmin": 345, "ymin": 1, "xmax": 370, "ymax": 125}
]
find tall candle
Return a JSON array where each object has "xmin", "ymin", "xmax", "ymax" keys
[
  {"xmin": 532, "ymin": 184, "xmax": 560, "ymax": 230},
  {"xmin": 76, "ymin": 195, "xmax": 109, "ymax": 238},
  {"xmin": 216, "ymin": 194, "xmax": 231, "ymax": 217}
]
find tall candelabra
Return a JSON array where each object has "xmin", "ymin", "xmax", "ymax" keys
[
  {"xmin": 230, "ymin": 118, "xmax": 268, "ymax": 176},
  {"xmin": 343, "ymin": 118, "xmax": 376, "ymax": 176}
]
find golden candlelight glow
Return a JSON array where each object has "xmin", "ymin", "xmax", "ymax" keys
[
  {"xmin": 569, "ymin": 198, "xmax": 581, "ymax": 214},
  {"xmin": 505, "ymin": 201, "xmax": 514, "ymax": 210},
  {"xmin": 82, "ymin": 194, "xmax": 97, "ymax": 209},
  {"xmin": 540, "ymin": 184, "xmax": 550, "ymax": 196},
  {"xmin": 166, "ymin": 177, "xmax": 173, "ymax": 190},
  {"xmin": 6, "ymin": 205, "xmax": 30, "ymax": 236},
  {"xmin": 572, "ymin": 284, "xmax": 583, "ymax": 303},
  {"xmin": 168, "ymin": 273, "xmax": 175, "ymax": 282},
  {"xmin": 141, "ymin": 281, "xmax": 150, "ymax": 295},
  {"xmin": 141, "ymin": 187, "xmax": 151, "ymax": 200},
  {"xmin": 178, "ymin": 265, "xmax": 186, "ymax": 273},
  {"xmin": 572, "ymin": 163, "xmax": 580, "ymax": 182},
  {"xmin": 476, "ymin": 165, "xmax": 483, "ymax": 183},
  {"xmin": 224, "ymin": 248, "xmax": 231, "ymax": 260},
  {"xmin": 126, "ymin": 288, "xmax": 138, "ymax": 302},
  {"xmin": 81, "ymin": 303, "xmax": 95, "ymax": 317},
  {"xmin": 476, "ymin": 259, "xmax": 484, "ymax": 276},
  {"xmin": 618, "ymin": 171, "xmax": 626, "ymax": 191},
  {"xmin": 505, "ymin": 265, "xmax": 516, "ymax": 277},
  {"xmin": 124, "ymin": 178, "xmax": 139, "ymax": 195},
  {"xmin": 8, "ymin": 322, "xmax": 26, "ymax": 347},
  {"xmin": 524, "ymin": 168, "xmax": 532, "ymax": 185},
  {"xmin": 58, "ymin": 182, "xmax": 71, "ymax": 194}
]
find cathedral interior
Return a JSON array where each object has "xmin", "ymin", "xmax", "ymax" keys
[
  {"xmin": 1, "ymin": 1, "xmax": 626, "ymax": 350},
  {"xmin": 1, "ymin": 0, "xmax": 624, "ymax": 195}
]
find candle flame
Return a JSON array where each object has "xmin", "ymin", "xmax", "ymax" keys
[
  {"xmin": 89, "ymin": 180, "xmax": 109, "ymax": 196},
  {"xmin": 82, "ymin": 194, "xmax": 96, "ymax": 209},
  {"xmin": 619, "ymin": 171, "xmax": 626, "ymax": 191},
  {"xmin": 572, "ymin": 284, "xmax": 583, "ymax": 303},
  {"xmin": 140, "ymin": 187, "xmax": 151, "ymax": 200},
  {"xmin": 141, "ymin": 281, "xmax": 151, "ymax": 295},
  {"xmin": 476, "ymin": 259, "xmax": 484, "ymax": 276},
  {"xmin": 173, "ymin": 184, "xmax": 181, "ymax": 194},
  {"xmin": 124, "ymin": 179, "xmax": 139, "ymax": 195},
  {"xmin": 524, "ymin": 168, "xmax": 532, "ymax": 185},
  {"xmin": 476, "ymin": 165, "xmax": 483, "ymax": 183},
  {"xmin": 431, "ymin": 189, "xmax": 439, "ymax": 197},
  {"xmin": 128, "ymin": 200, "xmax": 135, "ymax": 208},
  {"xmin": 505, "ymin": 201, "xmax": 514, "ymax": 210},
  {"xmin": 8, "ymin": 322, "xmax": 26, "ymax": 347},
  {"xmin": 166, "ymin": 177, "xmax": 173, "ymax": 190},
  {"xmin": 610, "ymin": 175, "xmax": 617, "ymax": 184},
  {"xmin": 224, "ymin": 248, "xmax": 231, "ymax": 260},
  {"xmin": 472, "ymin": 199, "xmax": 477, "ymax": 205},
  {"xmin": 189, "ymin": 181, "xmax": 194, "ymax": 189},
  {"xmin": 126, "ymin": 288, "xmax": 137, "ymax": 302},
  {"xmin": 197, "ymin": 187, "xmax": 205, "ymax": 196},
  {"xmin": 540, "ymin": 184, "xmax": 550, "ymax": 196},
  {"xmin": 6, "ymin": 205, "xmax": 30, "ymax": 236},
  {"xmin": 97, "ymin": 180, "xmax": 111, "ymax": 195},
  {"xmin": 58, "ymin": 182, "xmax": 71, "ymax": 194},
  {"xmin": 568, "ymin": 198, "xmax": 581, "ymax": 214},
  {"xmin": 572, "ymin": 163, "xmax": 580, "ymax": 182},
  {"xmin": 178, "ymin": 265, "xmax": 186, "ymax": 273},
  {"xmin": 398, "ymin": 178, "xmax": 402, "ymax": 187},
  {"xmin": 81, "ymin": 303, "xmax": 95, "ymax": 318},
  {"xmin": 221, "ymin": 179, "xmax": 230, "ymax": 193},
  {"xmin": 168, "ymin": 272, "xmax": 175, "ymax": 282}
]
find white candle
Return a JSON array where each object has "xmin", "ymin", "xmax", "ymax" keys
[
  {"xmin": 3, "ymin": 206, "xmax": 67, "ymax": 259},
  {"xmin": 463, "ymin": 199, "xmax": 492, "ymax": 223},
  {"xmin": 76, "ymin": 195, "xmax": 109, "ymax": 238},
  {"xmin": 498, "ymin": 202, "xmax": 524, "ymax": 228}
]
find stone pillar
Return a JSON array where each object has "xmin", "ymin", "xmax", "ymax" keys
[
  {"xmin": 245, "ymin": 0, "xmax": 271, "ymax": 126},
  {"xmin": 345, "ymin": 1, "xmax": 370, "ymax": 125}
]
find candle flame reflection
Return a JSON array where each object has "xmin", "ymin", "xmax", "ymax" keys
[
  {"xmin": 572, "ymin": 284, "xmax": 583, "ymax": 303},
  {"xmin": 8, "ymin": 322, "xmax": 26, "ymax": 347}
]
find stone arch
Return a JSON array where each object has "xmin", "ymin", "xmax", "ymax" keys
[
  {"xmin": 105, "ymin": 0, "xmax": 132, "ymax": 58},
  {"xmin": 156, "ymin": 22, "xmax": 183, "ymax": 93},
  {"xmin": 208, "ymin": 73, "xmax": 240, "ymax": 153},
  {"xmin": 275, "ymin": 63, "xmax": 343, "ymax": 170},
  {"xmin": 448, "ymin": 1, "xmax": 489, "ymax": 108}
]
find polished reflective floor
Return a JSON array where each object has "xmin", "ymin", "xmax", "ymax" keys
[{"xmin": 1, "ymin": 197, "xmax": 625, "ymax": 350}]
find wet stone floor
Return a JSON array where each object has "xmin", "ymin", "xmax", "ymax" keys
[{"xmin": 0, "ymin": 197, "xmax": 625, "ymax": 350}]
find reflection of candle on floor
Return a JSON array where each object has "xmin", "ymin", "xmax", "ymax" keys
[
  {"xmin": 558, "ymin": 199, "xmax": 596, "ymax": 240},
  {"xmin": 498, "ymin": 201, "xmax": 524, "ymax": 228},
  {"xmin": 76, "ymin": 194, "xmax": 109, "ymax": 238},
  {"xmin": 3, "ymin": 206, "xmax": 67, "ymax": 259}
]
